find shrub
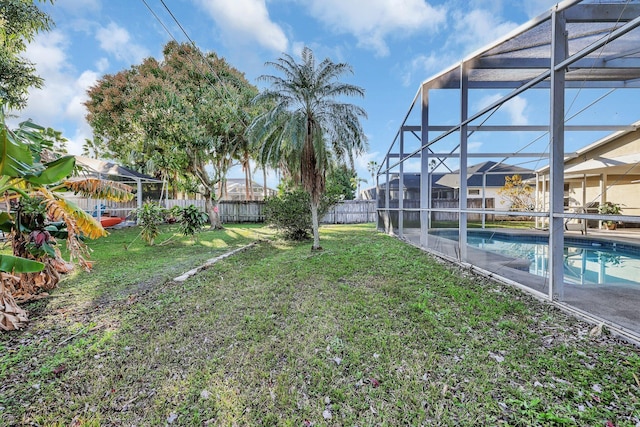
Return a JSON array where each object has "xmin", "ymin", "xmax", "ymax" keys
[
  {"xmin": 264, "ymin": 188, "xmax": 313, "ymax": 241},
  {"xmin": 135, "ymin": 202, "xmax": 165, "ymax": 245},
  {"xmin": 177, "ymin": 205, "xmax": 208, "ymax": 237},
  {"xmin": 264, "ymin": 188, "xmax": 340, "ymax": 241}
]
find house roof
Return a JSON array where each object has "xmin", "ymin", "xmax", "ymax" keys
[
  {"xmin": 383, "ymin": 173, "xmax": 449, "ymax": 190},
  {"xmin": 224, "ymin": 178, "xmax": 275, "ymax": 193},
  {"xmin": 74, "ymin": 156, "xmax": 161, "ymax": 183},
  {"xmin": 536, "ymin": 120, "xmax": 640, "ymax": 176},
  {"xmin": 435, "ymin": 161, "xmax": 535, "ymax": 188}
]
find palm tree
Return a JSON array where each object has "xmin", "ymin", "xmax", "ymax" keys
[
  {"xmin": 367, "ymin": 160, "xmax": 378, "ymax": 185},
  {"xmin": 250, "ymin": 47, "xmax": 367, "ymax": 250}
]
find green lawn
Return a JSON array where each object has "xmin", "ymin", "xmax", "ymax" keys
[{"xmin": 1, "ymin": 223, "xmax": 639, "ymax": 426}]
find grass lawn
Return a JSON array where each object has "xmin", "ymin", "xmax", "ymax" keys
[{"xmin": 1, "ymin": 223, "xmax": 639, "ymax": 426}]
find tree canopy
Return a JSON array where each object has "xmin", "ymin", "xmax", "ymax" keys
[
  {"xmin": 85, "ymin": 41, "xmax": 259, "ymax": 227},
  {"xmin": 0, "ymin": 0, "xmax": 53, "ymax": 110},
  {"xmin": 250, "ymin": 47, "xmax": 367, "ymax": 249}
]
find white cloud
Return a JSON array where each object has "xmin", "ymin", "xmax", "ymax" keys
[
  {"xmin": 401, "ymin": 52, "xmax": 456, "ymax": 87},
  {"xmin": 17, "ymin": 31, "xmax": 75, "ymax": 124},
  {"xmin": 95, "ymin": 57, "xmax": 110, "ymax": 73},
  {"xmin": 304, "ymin": 0, "xmax": 446, "ymax": 56},
  {"xmin": 477, "ymin": 94, "xmax": 529, "ymax": 125},
  {"xmin": 450, "ymin": 8, "xmax": 519, "ymax": 55},
  {"xmin": 95, "ymin": 22, "xmax": 149, "ymax": 64},
  {"xmin": 400, "ymin": 5, "xmax": 520, "ymax": 87},
  {"xmin": 523, "ymin": 0, "xmax": 560, "ymax": 18},
  {"xmin": 468, "ymin": 141, "xmax": 483, "ymax": 153},
  {"xmin": 65, "ymin": 70, "xmax": 99, "ymax": 122},
  {"xmin": 194, "ymin": 0, "xmax": 288, "ymax": 52},
  {"xmin": 9, "ymin": 31, "xmax": 102, "ymax": 155}
]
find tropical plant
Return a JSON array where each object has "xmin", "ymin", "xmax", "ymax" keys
[
  {"xmin": 265, "ymin": 179, "xmax": 342, "ymax": 241},
  {"xmin": 250, "ymin": 47, "xmax": 367, "ymax": 250},
  {"xmin": 177, "ymin": 205, "xmax": 208, "ymax": 237},
  {"xmin": 598, "ymin": 202, "xmax": 623, "ymax": 227},
  {"xmin": 367, "ymin": 160, "xmax": 378, "ymax": 184},
  {"xmin": 0, "ymin": 110, "xmax": 133, "ymax": 330},
  {"xmin": 135, "ymin": 201, "xmax": 166, "ymax": 246},
  {"xmin": 326, "ymin": 164, "xmax": 358, "ymax": 200}
]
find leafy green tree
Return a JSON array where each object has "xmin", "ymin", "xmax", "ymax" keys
[
  {"xmin": 81, "ymin": 136, "xmax": 105, "ymax": 159},
  {"xmin": 85, "ymin": 41, "xmax": 258, "ymax": 228},
  {"xmin": 326, "ymin": 164, "xmax": 357, "ymax": 201},
  {"xmin": 177, "ymin": 205, "xmax": 208, "ymax": 237},
  {"xmin": 250, "ymin": 47, "xmax": 367, "ymax": 250},
  {"xmin": 0, "ymin": 0, "xmax": 53, "ymax": 110}
]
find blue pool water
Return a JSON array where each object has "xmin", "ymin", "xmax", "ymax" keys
[{"xmin": 434, "ymin": 230, "xmax": 640, "ymax": 286}]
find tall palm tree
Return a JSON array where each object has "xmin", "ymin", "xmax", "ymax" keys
[
  {"xmin": 367, "ymin": 160, "xmax": 378, "ymax": 185},
  {"xmin": 250, "ymin": 47, "xmax": 367, "ymax": 250}
]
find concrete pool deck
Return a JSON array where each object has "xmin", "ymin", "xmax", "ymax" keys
[{"xmin": 399, "ymin": 227, "xmax": 640, "ymax": 342}]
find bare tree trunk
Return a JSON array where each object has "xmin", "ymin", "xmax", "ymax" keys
[
  {"xmin": 310, "ymin": 200, "xmax": 321, "ymax": 250},
  {"xmin": 204, "ymin": 188, "xmax": 222, "ymax": 229}
]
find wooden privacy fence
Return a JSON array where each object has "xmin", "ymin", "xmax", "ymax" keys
[
  {"xmin": 322, "ymin": 200, "xmax": 377, "ymax": 224},
  {"xmin": 164, "ymin": 200, "xmax": 264, "ymax": 223},
  {"xmin": 73, "ymin": 198, "xmax": 377, "ymax": 224},
  {"xmin": 164, "ymin": 199, "xmax": 377, "ymax": 224}
]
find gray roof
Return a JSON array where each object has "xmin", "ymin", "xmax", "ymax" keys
[
  {"xmin": 435, "ymin": 161, "xmax": 535, "ymax": 188},
  {"xmin": 74, "ymin": 156, "xmax": 161, "ymax": 182}
]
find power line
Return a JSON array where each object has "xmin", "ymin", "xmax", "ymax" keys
[{"xmin": 139, "ymin": 0, "xmax": 246, "ymax": 122}]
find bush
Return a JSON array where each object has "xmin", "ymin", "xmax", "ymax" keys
[
  {"xmin": 264, "ymin": 188, "xmax": 313, "ymax": 241},
  {"xmin": 264, "ymin": 188, "xmax": 341, "ymax": 241},
  {"xmin": 177, "ymin": 205, "xmax": 208, "ymax": 237},
  {"xmin": 135, "ymin": 202, "xmax": 165, "ymax": 245}
]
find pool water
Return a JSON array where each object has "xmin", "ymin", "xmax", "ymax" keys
[{"xmin": 441, "ymin": 230, "xmax": 640, "ymax": 286}]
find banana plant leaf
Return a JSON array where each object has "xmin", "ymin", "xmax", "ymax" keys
[
  {"xmin": 25, "ymin": 155, "xmax": 75, "ymax": 185},
  {"xmin": 0, "ymin": 124, "xmax": 34, "ymax": 178},
  {"xmin": 0, "ymin": 254, "xmax": 45, "ymax": 273},
  {"xmin": 0, "ymin": 211, "xmax": 13, "ymax": 233}
]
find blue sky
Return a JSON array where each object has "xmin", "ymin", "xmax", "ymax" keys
[{"xmin": 11, "ymin": 0, "xmax": 563, "ymax": 187}]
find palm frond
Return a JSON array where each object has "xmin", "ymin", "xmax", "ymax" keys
[{"xmin": 63, "ymin": 178, "xmax": 134, "ymax": 202}]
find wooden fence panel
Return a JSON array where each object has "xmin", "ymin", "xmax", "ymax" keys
[
  {"xmin": 163, "ymin": 200, "xmax": 265, "ymax": 223},
  {"xmin": 68, "ymin": 197, "xmax": 377, "ymax": 224},
  {"xmin": 321, "ymin": 200, "xmax": 377, "ymax": 224}
]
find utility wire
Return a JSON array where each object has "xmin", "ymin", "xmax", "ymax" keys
[
  {"xmin": 140, "ymin": 0, "xmax": 245, "ymax": 124},
  {"xmin": 157, "ymin": 0, "xmax": 245, "ymax": 115}
]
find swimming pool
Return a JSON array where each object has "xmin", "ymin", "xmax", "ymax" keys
[{"xmin": 432, "ymin": 229, "xmax": 640, "ymax": 286}]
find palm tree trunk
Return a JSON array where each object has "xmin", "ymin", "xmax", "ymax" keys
[
  {"xmin": 310, "ymin": 200, "xmax": 321, "ymax": 250},
  {"xmin": 244, "ymin": 161, "xmax": 252, "ymax": 201},
  {"xmin": 263, "ymin": 166, "xmax": 268, "ymax": 199}
]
